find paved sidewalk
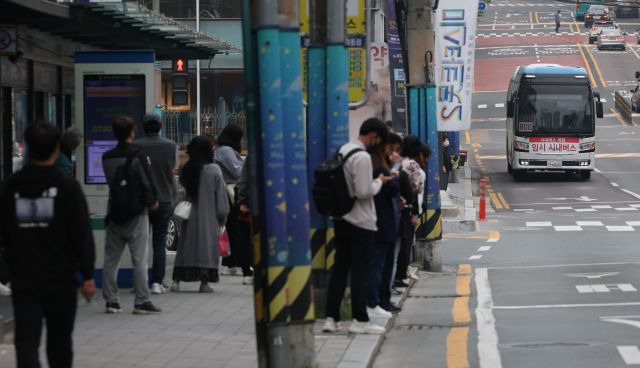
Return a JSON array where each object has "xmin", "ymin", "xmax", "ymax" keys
[{"xmin": 0, "ymin": 273, "xmax": 409, "ymax": 368}]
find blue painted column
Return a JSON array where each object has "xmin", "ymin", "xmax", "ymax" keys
[{"xmin": 449, "ymin": 131, "xmax": 460, "ymax": 156}]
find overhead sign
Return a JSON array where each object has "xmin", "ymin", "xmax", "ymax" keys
[
  {"xmin": 370, "ymin": 42, "xmax": 389, "ymax": 70},
  {"xmin": 434, "ymin": 2, "xmax": 479, "ymax": 131},
  {"xmin": 347, "ymin": 0, "xmax": 366, "ymax": 34},
  {"xmin": 0, "ymin": 25, "xmax": 17, "ymax": 56}
]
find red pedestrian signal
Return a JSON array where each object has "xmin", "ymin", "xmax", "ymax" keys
[{"xmin": 173, "ymin": 58, "xmax": 188, "ymax": 73}]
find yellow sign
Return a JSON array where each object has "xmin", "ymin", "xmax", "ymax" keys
[
  {"xmin": 348, "ymin": 46, "xmax": 366, "ymax": 103},
  {"xmin": 300, "ymin": 0, "xmax": 309, "ymax": 34},
  {"xmin": 347, "ymin": 0, "xmax": 366, "ymax": 34}
]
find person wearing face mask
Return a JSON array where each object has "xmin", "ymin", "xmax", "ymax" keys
[
  {"xmin": 55, "ymin": 127, "xmax": 83, "ymax": 177},
  {"xmin": 442, "ymin": 134, "xmax": 453, "ymax": 192}
]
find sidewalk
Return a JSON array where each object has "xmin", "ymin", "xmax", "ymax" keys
[{"xmin": 0, "ymin": 271, "xmax": 409, "ymax": 368}]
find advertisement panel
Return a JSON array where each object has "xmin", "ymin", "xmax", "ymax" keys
[
  {"xmin": 386, "ymin": 0, "xmax": 406, "ymax": 132},
  {"xmin": 434, "ymin": 1, "xmax": 479, "ymax": 131}
]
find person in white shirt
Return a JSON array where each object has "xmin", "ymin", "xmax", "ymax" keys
[{"xmin": 323, "ymin": 118, "xmax": 391, "ymax": 335}]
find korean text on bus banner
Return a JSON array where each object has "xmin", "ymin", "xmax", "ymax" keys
[
  {"xmin": 434, "ymin": 1, "xmax": 479, "ymax": 132},
  {"xmin": 529, "ymin": 137, "xmax": 579, "ymax": 154}
]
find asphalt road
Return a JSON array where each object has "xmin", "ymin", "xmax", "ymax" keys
[{"xmin": 376, "ymin": 0, "xmax": 640, "ymax": 367}]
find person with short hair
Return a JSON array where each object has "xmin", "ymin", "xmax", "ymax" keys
[
  {"xmin": 55, "ymin": 127, "xmax": 82, "ymax": 176},
  {"xmin": 135, "ymin": 112, "xmax": 178, "ymax": 295},
  {"xmin": 102, "ymin": 116, "xmax": 161, "ymax": 315},
  {"xmin": 323, "ymin": 117, "xmax": 391, "ymax": 335},
  {"xmin": 0, "ymin": 122, "xmax": 96, "ymax": 368},
  {"xmin": 555, "ymin": 10, "xmax": 561, "ymax": 33}
]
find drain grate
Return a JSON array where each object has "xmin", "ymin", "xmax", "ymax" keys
[
  {"xmin": 504, "ymin": 341, "xmax": 597, "ymax": 350},
  {"xmin": 395, "ymin": 324, "xmax": 467, "ymax": 331}
]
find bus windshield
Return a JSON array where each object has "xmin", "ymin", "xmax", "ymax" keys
[{"xmin": 516, "ymin": 84, "xmax": 594, "ymax": 135}]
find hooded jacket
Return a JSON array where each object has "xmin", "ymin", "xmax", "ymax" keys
[{"xmin": 0, "ymin": 165, "xmax": 95, "ymax": 291}]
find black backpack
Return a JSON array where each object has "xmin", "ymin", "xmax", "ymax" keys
[
  {"xmin": 108, "ymin": 151, "xmax": 145, "ymax": 225},
  {"xmin": 312, "ymin": 148, "xmax": 363, "ymax": 218}
]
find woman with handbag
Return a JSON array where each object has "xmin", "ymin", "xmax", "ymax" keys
[
  {"xmin": 171, "ymin": 136, "xmax": 230, "ymax": 293},
  {"xmin": 215, "ymin": 123, "xmax": 253, "ymax": 284}
]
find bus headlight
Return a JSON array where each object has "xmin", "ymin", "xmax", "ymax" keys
[
  {"xmin": 514, "ymin": 141, "xmax": 530, "ymax": 151},
  {"xmin": 580, "ymin": 160, "xmax": 590, "ymax": 166},
  {"xmin": 579, "ymin": 142, "xmax": 595, "ymax": 151}
]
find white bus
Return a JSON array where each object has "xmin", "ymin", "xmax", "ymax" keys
[{"xmin": 505, "ymin": 64, "xmax": 604, "ymax": 180}]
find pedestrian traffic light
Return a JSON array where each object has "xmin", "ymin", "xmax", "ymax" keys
[{"xmin": 172, "ymin": 58, "xmax": 189, "ymax": 106}]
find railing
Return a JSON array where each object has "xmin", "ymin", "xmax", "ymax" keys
[{"xmin": 163, "ymin": 107, "xmax": 247, "ymax": 150}]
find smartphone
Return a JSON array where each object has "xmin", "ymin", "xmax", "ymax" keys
[{"xmin": 391, "ymin": 163, "xmax": 401, "ymax": 170}]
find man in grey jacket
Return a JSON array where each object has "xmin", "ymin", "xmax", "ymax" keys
[{"xmin": 135, "ymin": 113, "xmax": 178, "ymax": 294}]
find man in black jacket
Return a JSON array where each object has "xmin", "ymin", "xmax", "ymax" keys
[{"xmin": 0, "ymin": 122, "xmax": 96, "ymax": 368}]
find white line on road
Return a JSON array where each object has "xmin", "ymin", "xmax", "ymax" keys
[
  {"xmin": 526, "ymin": 221, "xmax": 552, "ymax": 227},
  {"xmin": 576, "ymin": 221, "xmax": 604, "ymax": 226},
  {"xmin": 495, "ymin": 103, "xmax": 505, "ymax": 108},
  {"xmin": 622, "ymin": 189, "xmax": 640, "ymax": 200},
  {"xmin": 475, "ymin": 268, "xmax": 503, "ymax": 368},
  {"xmin": 630, "ymin": 45, "xmax": 640, "ymax": 59},
  {"xmin": 617, "ymin": 346, "xmax": 640, "ymax": 364},
  {"xmin": 470, "ymin": 255, "xmax": 483, "ymax": 260},
  {"xmin": 615, "ymin": 207, "xmax": 639, "ymax": 211},
  {"xmin": 552, "ymin": 206, "xmax": 573, "ymax": 210},
  {"xmin": 478, "ymin": 104, "xmax": 488, "ymax": 109},
  {"xmin": 487, "ymin": 262, "xmax": 635, "ymax": 270},
  {"xmin": 478, "ymin": 246, "xmax": 492, "ymax": 252},
  {"xmin": 594, "ymin": 167, "xmax": 602, "ymax": 173},
  {"xmin": 554, "ymin": 226, "xmax": 583, "ymax": 231},
  {"xmin": 612, "ymin": 182, "xmax": 620, "ymax": 187},
  {"xmin": 591, "ymin": 205, "xmax": 612, "ymax": 209},
  {"xmin": 493, "ymin": 302, "xmax": 640, "ymax": 310},
  {"xmin": 575, "ymin": 208, "xmax": 597, "ymax": 212},
  {"xmin": 606, "ymin": 225, "xmax": 635, "ymax": 232},
  {"xmin": 627, "ymin": 221, "xmax": 640, "ymax": 226}
]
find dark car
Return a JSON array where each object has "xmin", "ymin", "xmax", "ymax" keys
[{"xmin": 585, "ymin": 5, "xmax": 612, "ymax": 27}]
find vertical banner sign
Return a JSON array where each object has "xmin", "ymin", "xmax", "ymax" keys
[
  {"xmin": 434, "ymin": 1, "xmax": 478, "ymax": 132},
  {"xmin": 386, "ymin": 0, "xmax": 407, "ymax": 133},
  {"xmin": 347, "ymin": 0, "xmax": 367, "ymax": 104}
]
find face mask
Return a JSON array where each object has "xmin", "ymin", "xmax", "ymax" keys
[{"xmin": 444, "ymin": 140, "xmax": 450, "ymax": 147}]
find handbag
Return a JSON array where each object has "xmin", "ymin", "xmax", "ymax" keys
[
  {"xmin": 173, "ymin": 201, "xmax": 192, "ymax": 220},
  {"xmin": 219, "ymin": 226, "xmax": 231, "ymax": 257}
]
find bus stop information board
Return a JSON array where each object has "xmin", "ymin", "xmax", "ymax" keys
[{"xmin": 84, "ymin": 74, "xmax": 146, "ymax": 184}]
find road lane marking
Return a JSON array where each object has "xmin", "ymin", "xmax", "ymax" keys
[
  {"xmin": 526, "ymin": 221, "xmax": 552, "ymax": 227},
  {"xmin": 470, "ymin": 255, "xmax": 483, "ymax": 260},
  {"xmin": 478, "ymin": 104, "xmax": 488, "ymax": 109},
  {"xmin": 529, "ymin": 11, "xmax": 534, "ymax": 29},
  {"xmin": 611, "ymin": 107, "xmax": 628, "ymax": 126},
  {"xmin": 622, "ymin": 189, "xmax": 640, "ymax": 200},
  {"xmin": 478, "ymin": 246, "xmax": 492, "ymax": 252},
  {"xmin": 584, "ymin": 44, "xmax": 607, "ymax": 87},
  {"xmin": 535, "ymin": 11, "xmax": 540, "ymax": 24},
  {"xmin": 475, "ymin": 268, "xmax": 502, "ymax": 368},
  {"xmin": 617, "ymin": 346, "xmax": 640, "ymax": 365},
  {"xmin": 631, "ymin": 45, "xmax": 640, "ymax": 59},
  {"xmin": 447, "ymin": 327, "xmax": 470, "ymax": 368},
  {"xmin": 576, "ymin": 221, "xmax": 604, "ymax": 226},
  {"xmin": 591, "ymin": 205, "xmax": 612, "ymax": 209},
  {"xmin": 577, "ymin": 44, "xmax": 598, "ymax": 87},
  {"xmin": 612, "ymin": 182, "xmax": 620, "ymax": 187},
  {"xmin": 615, "ymin": 207, "xmax": 639, "ymax": 211},
  {"xmin": 489, "ymin": 262, "xmax": 634, "ymax": 271},
  {"xmin": 576, "ymin": 284, "xmax": 637, "ymax": 293},
  {"xmin": 552, "ymin": 206, "xmax": 572, "ymax": 210},
  {"xmin": 575, "ymin": 208, "xmax": 597, "ymax": 212},
  {"xmin": 489, "ymin": 193, "xmax": 504, "ymax": 210},
  {"xmin": 554, "ymin": 225, "xmax": 583, "ymax": 231},
  {"xmin": 606, "ymin": 225, "xmax": 635, "ymax": 231},
  {"xmin": 487, "ymin": 231, "xmax": 501, "ymax": 243},
  {"xmin": 627, "ymin": 221, "xmax": 640, "ymax": 226},
  {"xmin": 493, "ymin": 302, "xmax": 640, "ymax": 310},
  {"xmin": 495, "ymin": 103, "xmax": 505, "ymax": 108},
  {"xmin": 497, "ymin": 193, "xmax": 510, "ymax": 209}
]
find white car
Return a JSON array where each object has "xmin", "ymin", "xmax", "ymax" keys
[
  {"xmin": 589, "ymin": 21, "xmax": 617, "ymax": 44},
  {"xmin": 597, "ymin": 28, "xmax": 626, "ymax": 50}
]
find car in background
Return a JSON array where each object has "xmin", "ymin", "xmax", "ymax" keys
[
  {"xmin": 576, "ymin": 0, "xmax": 605, "ymax": 21},
  {"xmin": 597, "ymin": 28, "xmax": 626, "ymax": 50},
  {"xmin": 588, "ymin": 20, "xmax": 617, "ymax": 43},
  {"xmin": 615, "ymin": 0, "xmax": 639, "ymax": 18},
  {"xmin": 585, "ymin": 5, "xmax": 612, "ymax": 27}
]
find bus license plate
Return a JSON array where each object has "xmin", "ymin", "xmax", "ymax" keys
[{"xmin": 547, "ymin": 160, "xmax": 562, "ymax": 168}]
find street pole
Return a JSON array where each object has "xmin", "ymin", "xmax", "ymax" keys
[
  {"xmin": 324, "ymin": 0, "xmax": 349, "ymax": 271},
  {"xmin": 403, "ymin": 0, "xmax": 442, "ymax": 270},
  {"xmin": 307, "ymin": 0, "xmax": 329, "ymax": 316},
  {"xmin": 196, "ymin": 0, "xmax": 201, "ymax": 135}
]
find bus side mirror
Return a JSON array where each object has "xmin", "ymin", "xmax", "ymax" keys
[
  {"xmin": 596, "ymin": 101, "xmax": 604, "ymax": 118},
  {"xmin": 506, "ymin": 101, "xmax": 515, "ymax": 118}
]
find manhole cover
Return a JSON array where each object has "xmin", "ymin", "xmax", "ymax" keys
[{"xmin": 504, "ymin": 341, "xmax": 598, "ymax": 350}]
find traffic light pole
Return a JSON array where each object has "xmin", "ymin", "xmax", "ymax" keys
[{"xmin": 196, "ymin": 0, "xmax": 201, "ymax": 135}]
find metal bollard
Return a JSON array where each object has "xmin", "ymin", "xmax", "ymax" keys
[{"xmin": 479, "ymin": 179, "xmax": 487, "ymax": 221}]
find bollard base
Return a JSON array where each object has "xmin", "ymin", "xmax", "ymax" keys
[
  {"xmin": 415, "ymin": 240, "xmax": 442, "ymax": 272},
  {"xmin": 266, "ymin": 322, "xmax": 315, "ymax": 368}
]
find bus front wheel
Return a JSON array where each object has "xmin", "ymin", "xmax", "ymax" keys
[{"xmin": 580, "ymin": 171, "xmax": 591, "ymax": 180}]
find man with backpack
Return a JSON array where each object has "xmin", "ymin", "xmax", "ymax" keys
[
  {"xmin": 321, "ymin": 118, "xmax": 391, "ymax": 335},
  {"xmin": 102, "ymin": 116, "xmax": 161, "ymax": 315}
]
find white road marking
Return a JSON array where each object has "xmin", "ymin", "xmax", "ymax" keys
[
  {"xmin": 617, "ymin": 346, "xmax": 640, "ymax": 365},
  {"xmin": 612, "ymin": 182, "xmax": 620, "ymax": 187},
  {"xmin": 564, "ymin": 272, "xmax": 620, "ymax": 279},
  {"xmin": 606, "ymin": 225, "xmax": 635, "ymax": 232},
  {"xmin": 575, "ymin": 208, "xmax": 597, "ymax": 212},
  {"xmin": 475, "ymin": 268, "xmax": 503, "ymax": 368},
  {"xmin": 631, "ymin": 44, "xmax": 640, "ymax": 59},
  {"xmin": 526, "ymin": 221, "xmax": 552, "ymax": 227},
  {"xmin": 616, "ymin": 207, "xmax": 639, "ymax": 211},
  {"xmin": 478, "ymin": 246, "xmax": 492, "ymax": 252},
  {"xmin": 627, "ymin": 221, "xmax": 640, "ymax": 227},
  {"xmin": 622, "ymin": 189, "xmax": 640, "ymax": 200},
  {"xmin": 513, "ymin": 209, "xmax": 535, "ymax": 212},
  {"xmin": 600, "ymin": 98, "xmax": 607, "ymax": 103},
  {"xmin": 554, "ymin": 226, "xmax": 583, "ymax": 231},
  {"xmin": 470, "ymin": 255, "xmax": 483, "ymax": 260},
  {"xmin": 478, "ymin": 104, "xmax": 488, "ymax": 109},
  {"xmin": 493, "ymin": 302, "xmax": 640, "ymax": 310},
  {"xmin": 552, "ymin": 206, "xmax": 573, "ymax": 210},
  {"xmin": 489, "ymin": 262, "xmax": 633, "ymax": 271},
  {"xmin": 576, "ymin": 284, "xmax": 637, "ymax": 293},
  {"xmin": 594, "ymin": 167, "xmax": 602, "ymax": 173},
  {"xmin": 495, "ymin": 103, "xmax": 505, "ymax": 108},
  {"xmin": 630, "ymin": 204, "xmax": 640, "ymax": 208},
  {"xmin": 601, "ymin": 316, "xmax": 640, "ymax": 330},
  {"xmin": 591, "ymin": 205, "xmax": 612, "ymax": 209},
  {"xmin": 576, "ymin": 221, "xmax": 604, "ymax": 226}
]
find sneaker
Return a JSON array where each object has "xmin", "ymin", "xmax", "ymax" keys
[
  {"xmin": 170, "ymin": 282, "xmax": 179, "ymax": 292},
  {"xmin": 160, "ymin": 284, "xmax": 168, "ymax": 293},
  {"xmin": 151, "ymin": 283, "xmax": 163, "ymax": 295},
  {"xmin": 391, "ymin": 287, "xmax": 403, "ymax": 295},
  {"xmin": 105, "ymin": 302, "xmax": 123, "ymax": 314},
  {"xmin": 322, "ymin": 317, "xmax": 338, "ymax": 333},
  {"xmin": 408, "ymin": 267, "xmax": 419, "ymax": 281},
  {"xmin": 381, "ymin": 303, "xmax": 402, "ymax": 313},
  {"xmin": 133, "ymin": 301, "xmax": 162, "ymax": 315},
  {"xmin": 348, "ymin": 320, "xmax": 385, "ymax": 335},
  {"xmin": 219, "ymin": 266, "xmax": 231, "ymax": 275},
  {"xmin": 199, "ymin": 283, "xmax": 214, "ymax": 293},
  {"xmin": 367, "ymin": 305, "xmax": 392, "ymax": 318},
  {"xmin": 0, "ymin": 282, "xmax": 10, "ymax": 296},
  {"xmin": 394, "ymin": 280, "xmax": 409, "ymax": 288},
  {"xmin": 242, "ymin": 276, "xmax": 253, "ymax": 285}
]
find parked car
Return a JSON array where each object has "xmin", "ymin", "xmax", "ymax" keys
[
  {"xmin": 615, "ymin": 0, "xmax": 639, "ymax": 18},
  {"xmin": 597, "ymin": 28, "xmax": 626, "ymax": 50},
  {"xmin": 585, "ymin": 5, "xmax": 612, "ymax": 27},
  {"xmin": 588, "ymin": 20, "xmax": 617, "ymax": 43}
]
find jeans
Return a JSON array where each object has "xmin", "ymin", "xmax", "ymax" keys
[
  {"xmin": 103, "ymin": 215, "xmax": 150, "ymax": 305},
  {"xmin": 379, "ymin": 238, "xmax": 397, "ymax": 308},
  {"xmin": 12, "ymin": 287, "xmax": 77, "ymax": 368},
  {"xmin": 325, "ymin": 220, "xmax": 374, "ymax": 322},
  {"xmin": 555, "ymin": 21, "xmax": 560, "ymax": 32},
  {"xmin": 396, "ymin": 213, "xmax": 415, "ymax": 282},
  {"xmin": 367, "ymin": 240, "xmax": 393, "ymax": 308},
  {"xmin": 149, "ymin": 202, "xmax": 172, "ymax": 285},
  {"xmin": 390, "ymin": 238, "xmax": 401, "ymax": 289}
]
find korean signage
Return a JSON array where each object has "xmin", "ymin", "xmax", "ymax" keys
[
  {"xmin": 370, "ymin": 42, "xmax": 389, "ymax": 70},
  {"xmin": 347, "ymin": 0, "xmax": 366, "ymax": 34},
  {"xmin": 348, "ymin": 35, "xmax": 367, "ymax": 103},
  {"xmin": 0, "ymin": 25, "xmax": 17, "ymax": 56},
  {"xmin": 529, "ymin": 137, "xmax": 579, "ymax": 154},
  {"xmin": 434, "ymin": 1, "xmax": 479, "ymax": 131},
  {"xmin": 386, "ymin": 0, "xmax": 407, "ymax": 132}
]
